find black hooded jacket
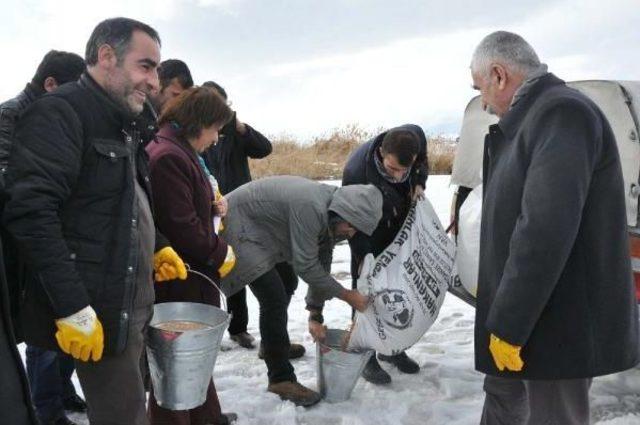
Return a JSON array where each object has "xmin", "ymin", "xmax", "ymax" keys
[
  {"xmin": 342, "ymin": 124, "xmax": 428, "ymax": 281},
  {"xmin": 0, "ymin": 83, "xmax": 43, "ymax": 175}
]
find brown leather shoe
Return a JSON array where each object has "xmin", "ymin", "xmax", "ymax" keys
[
  {"xmin": 230, "ymin": 332, "xmax": 255, "ymax": 349},
  {"xmin": 267, "ymin": 381, "xmax": 322, "ymax": 407},
  {"xmin": 288, "ymin": 343, "xmax": 306, "ymax": 359},
  {"xmin": 258, "ymin": 343, "xmax": 306, "ymax": 359}
]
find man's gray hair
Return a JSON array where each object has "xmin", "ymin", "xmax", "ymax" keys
[{"xmin": 471, "ymin": 31, "xmax": 540, "ymax": 77}]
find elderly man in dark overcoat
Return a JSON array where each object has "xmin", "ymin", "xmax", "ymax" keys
[{"xmin": 471, "ymin": 31, "xmax": 639, "ymax": 425}]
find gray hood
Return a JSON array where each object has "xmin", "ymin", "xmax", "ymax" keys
[{"xmin": 329, "ymin": 184, "xmax": 383, "ymax": 236}]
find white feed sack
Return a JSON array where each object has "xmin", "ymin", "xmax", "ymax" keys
[
  {"xmin": 454, "ymin": 185, "xmax": 482, "ymax": 297},
  {"xmin": 346, "ymin": 198, "xmax": 456, "ymax": 356}
]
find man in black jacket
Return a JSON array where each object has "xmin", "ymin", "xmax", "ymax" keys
[
  {"xmin": 202, "ymin": 81, "xmax": 280, "ymax": 352},
  {"xmin": 150, "ymin": 59, "xmax": 193, "ymax": 114},
  {"xmin": 342, "ymin": 124, "xmax": 428, "ymax": 384},
  {"xmin": 0, "ymin": 50, "xmax": 85, "ymax": 176},
  {"xmin": 471, "ymin": 31, "xmax": 639, "ymax": 425},
  {"xmin": 0, "ymin": 234, "xmax": 37, "ymax": 425},
  {"xmin": 0, "ymin": 50, "xmax": 86, "ymax": 425},
  {"xmin": 3, "ymin": 18, "xmax": 187, "ymax": 425}
]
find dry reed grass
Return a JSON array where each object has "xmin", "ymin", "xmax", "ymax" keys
[{"xmin": 249, "ymin": 124, "xmax": 455, "ymax": 180}]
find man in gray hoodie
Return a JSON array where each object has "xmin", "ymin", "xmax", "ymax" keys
[{"xmin": 221, "ymin": 176, "xmax": 383, "ymax": 406}]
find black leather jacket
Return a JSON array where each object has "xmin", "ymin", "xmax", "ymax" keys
[
  {"xmin": 3, "ymin": 73, "xmax": 169, "ymax": 355},
  {"xmin": 0, "ymin": 83, "xmax": 43, "ymax": 175}
]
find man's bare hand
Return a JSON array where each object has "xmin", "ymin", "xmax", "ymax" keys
[
  {"xmin": 235, "ymin": 114, "xmax": 247, "ymax": 135},
  {"xmin": 340, "ymin": 289, "xmax": 370, "ymax": 312},
  {"xmin": 308, "ymin": 320, "xmax": 327, "ymax": 342},
  {"xmin": 412, "ymin": 184, "xmax": 425, "ymax": 201}
]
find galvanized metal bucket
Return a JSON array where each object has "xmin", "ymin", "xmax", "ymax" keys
[
  {"xmin": 316, "ymin": 328, "xmax": 373, "ymax": 403},
  {"xmin": 146, "ymin": 267, "xmax": 230, "ymax": 410}
]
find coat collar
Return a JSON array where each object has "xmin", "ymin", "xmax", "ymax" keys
[
  {"xmin": 155, "ymin": 124, "xmax": 200, "ymax": 163},
  {"xmin": 23, "ymin": 82, "xmax": 44, "ymax": 102},
  {"xmin": 78, "ymin": 72, "xmax": 138, "ymax": 128},
  {"xmin": 497, "ymin": 73, "xmax": 565, "ymax": 140}
]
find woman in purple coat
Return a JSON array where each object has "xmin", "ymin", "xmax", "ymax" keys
[{"xmin": 146, "ymin": 87, "xmax": 236, "ymax": 425}]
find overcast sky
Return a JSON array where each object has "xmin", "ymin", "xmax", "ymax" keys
[{"xmin": 1, "ymin": 0, "xmax": 638, "ymax": 140}]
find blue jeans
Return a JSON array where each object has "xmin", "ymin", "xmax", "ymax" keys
[{"xmin": 26, "ymin": 345, "xmax": 77, "ymax": 422}]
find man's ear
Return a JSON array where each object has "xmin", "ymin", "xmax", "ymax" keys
[
  {"xmin": 492, "ymin": 64, "xmax": 508, "ymax": 90},
  {"xmin": 43, "ymin": 77, "xmax": 58, "ymax": 93},
  {"xmin": 96, "ymin": 43, "xmax": 118, "ymax": 68}
]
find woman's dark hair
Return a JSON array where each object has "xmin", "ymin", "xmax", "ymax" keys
[
  {"xmin": 202, "ymin": 81, "xmax": 228, "ymax": 100},
  {"xmin": 158, "ymin": 87, "xmax": 233, "ymax": 141}
]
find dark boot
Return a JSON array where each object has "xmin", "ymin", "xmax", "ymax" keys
[
  {"xmin": 378, "ymin": 351, "xmax": 420, "ymax": 374},
  {"xmin": 211, "ymin": 412, "xmax": 238, "ymax": 424},
  {"xmin": 361, "ymin": 356, "xmax": 391, "ymax": 385},
  {"xmin": 46, "ymin": 417, "xmax": 78, "ymax": 425},
  {"xmin": 259, "ymin": 343, "xmax": 306, "ymax": 360},
  {"xmin": 62, "ymin": 394, "xmax": 87, "ymax": 413},
  {"xmin": 230, "ymin": 332, "xmax": 256, "ymax": 349},
  {"xmin": 267, "ymin": 381, "xmax": 322, "ymax": 407},
  {"xmin": 288, "ymin": 343, "xmax": 306, "ymax": 359}
]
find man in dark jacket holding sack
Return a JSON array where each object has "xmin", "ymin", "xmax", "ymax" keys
[
  {"xmin": 471, "ymin": 31, "xmax": 639, "ymax": 424},
  {"xmin": 342, "ymin": 124, "xmax": 428, "ymax": 384},
  {"xmin": 3, "ymin": 18, "xmax": 187, "ymax": 425}
]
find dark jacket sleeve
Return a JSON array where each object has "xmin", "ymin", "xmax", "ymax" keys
[
  {"xmin": 288, "ymin": 203, "xmax": 343, "ymax": 305},
  {"xmin": 2, "ymin": 97, "xmax": 90, "ymax": 318},
  {"xmin": 0, "ymin": 104, "xmax": 19, "ymax": 170},
  {"xmin": 0, "ymin": 236, "xmax": 37, "ymax": 424},
  {"xmin": 485, "ymin": 100, "xmax": 601, "ymax": 346},
  {"xmin": 154, "ymin": 231, "xmax": 170, "ymax": 253},
  {"xmin": 403, "ymin": 124, "xmax": 428, "ymax": 189},
  {"xmin": 239, "ymin": 124, "xmax": 272, "ymax": 159},
  {"xmin": 149, "ymin": 153, "xmax": 228, "ymax": 269}
]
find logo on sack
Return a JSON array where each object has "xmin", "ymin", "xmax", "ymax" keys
[{"xmin": 376, "ymin": 289, "xmax": 414, "ymax": 330}]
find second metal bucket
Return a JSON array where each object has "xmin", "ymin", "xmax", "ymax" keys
[
  {"xmin": 146, "ymin": 301, "xmax": 230, "ymax": 410},
  {"xmin": 316, "ymin": 328, "xmax": 373, "ymax": 403}
]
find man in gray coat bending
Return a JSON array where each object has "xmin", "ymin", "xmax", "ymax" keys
[
  {"xmin": 221, "ymin": 176, "xmax": 382, "ymax": 406},
  {"xmin": 471, "ymin": 31, "xmax": 639, "ymax": 424}
]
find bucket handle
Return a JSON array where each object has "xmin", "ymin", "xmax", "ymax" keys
[{"xmin": 184, "ymin": 264, "xmax": 228, "ymax": 311}]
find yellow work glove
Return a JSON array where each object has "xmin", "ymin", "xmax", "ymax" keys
[
  {"xmin": 218, "ymin": 245, "xmax": 236, "ymax": 279},
  {"xmin": 154, "ymin": 246, "xmax": 188, "ymax": 282},
  {"xmin": 55, "ymin": 306, "xmax": 104, "ymax": 362},
  {"xmin": 489, "ymin": 334, "xmax": 524, "ymax": 372}
]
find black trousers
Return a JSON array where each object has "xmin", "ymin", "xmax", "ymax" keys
[
  {"xmin": 226, "ymin": 288, "xmax": 249, "ymax": 335},
  {"xmin": 248, "ymin": 263, "xmax": 298, "ymax": 384},
  {"xmin": 228, "ymin": 262, "xmax": 296, "ymax": 335},
  {"xmin": 480, "ymin": 375, "xmax": 592, "ymax": 425}
]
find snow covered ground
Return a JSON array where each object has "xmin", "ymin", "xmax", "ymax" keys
[{"xmin": 23, "ymin": 175, "xmax": 640, "ymax": 424}]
